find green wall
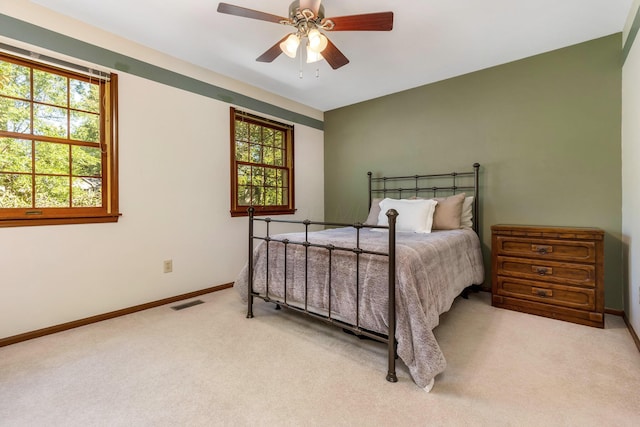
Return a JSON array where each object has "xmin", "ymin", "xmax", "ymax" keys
[{"xmin": 324, "ymin": 34, "xmax": 623, "ymax": 309}]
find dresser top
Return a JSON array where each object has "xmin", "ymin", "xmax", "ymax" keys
[{"xmin": 491, "ymin": 224, "xmax": 604, "ymax": 240}]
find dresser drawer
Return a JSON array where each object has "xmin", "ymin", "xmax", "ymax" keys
[
  {"xmin": 495, "ymin": 276, "xmax": 595, "ymax": 311},
  {"xmin": 494, "ymin": 236, "xmax": 596, "ymax": 263},
  {"xmin": 496, "ymin": 256, "xmax": 596, "ymax": 287}
]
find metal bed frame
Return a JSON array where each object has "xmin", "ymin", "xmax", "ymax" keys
[{"xmin": 245, "ymin": 163, "xmax": 480, "ymax": 383}]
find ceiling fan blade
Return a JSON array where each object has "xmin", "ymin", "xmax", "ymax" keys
[
  {"xmin": 256, "ymin": 35, "xmax": 289, "ymax": 63},
  {"xmin": 323, "ymin": 12, "xmax": 394, "ymax": 31},
  {"xmin": 299, "ymin": 0, "xmax": 322, "ymax": 16},
  {"xmin": 321, "ymin": 38, "xmax": 349, "ymax": 70},
  {"xmin": 217, "ymin": 3, "xmax": 288, "ymax": 24}
]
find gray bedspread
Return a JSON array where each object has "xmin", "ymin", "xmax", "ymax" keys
[{"xmin": 233, "ymin": 227, "xmax": 485, "ymax": 388}]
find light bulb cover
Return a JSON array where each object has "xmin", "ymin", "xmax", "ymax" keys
[
  {"xmin": 307, "ymin": 29, "xmax": 328, "ymax": 53},
  {"xmin": 306, "ymin": 44, "xmax": 323, "ymax": 63},
  {"xmin": 280, "ymin": 34, "xmax": 300, "ymax": 58}
]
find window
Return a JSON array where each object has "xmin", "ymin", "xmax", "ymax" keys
[
  {"xmin": 230, "ymin": 107, "xmax": 295, "ymax": 216},
  {"xmin": 0, "ymin": 52, "xmax": 119, "ymax": 227}
]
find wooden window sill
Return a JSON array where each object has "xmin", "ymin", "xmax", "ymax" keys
[{"xmin": 0, "ymin": 214, "xmax": 122, "ymax": 228}]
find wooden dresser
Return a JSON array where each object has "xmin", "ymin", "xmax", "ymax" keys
[{"xmin": 491, "ymin": 225, "xmax": 604, "ymax": 328}]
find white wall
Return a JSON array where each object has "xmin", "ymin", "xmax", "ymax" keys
[
  {"xmin": 622, "ymin": 0, "xmax": 640, "ymax": 335},
  {"xmin": 0, "ymin": 2, "xmax": 324, "ymax": 338}
]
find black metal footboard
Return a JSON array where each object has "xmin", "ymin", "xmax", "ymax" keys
[{"xmin": 246, "ymin": 207, "xmax": 399, "ymax": 383}]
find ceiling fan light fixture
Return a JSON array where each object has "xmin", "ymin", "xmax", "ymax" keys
[
  {"xmin": 306, "ymin": 44, "xmax": 324, "ymax": 63},
  {"xmin": 280, "ymin": 33, "xmax": 300, "ymax": 58},
  {"xmin": 217, "ymin": 1, "xmax": 394, "ymax": 70},
  {"xmin": 307, "ymin": 29, "xmax": 328, "ymax": 53}
]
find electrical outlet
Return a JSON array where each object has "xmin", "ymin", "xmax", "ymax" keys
[{"xmin": 163, "ymin": 260, "xmax": 173, "ymax": 273}]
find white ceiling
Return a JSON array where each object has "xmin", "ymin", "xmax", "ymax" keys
[{"xmin": 32, "ymin": 0, "xmax": 632, "ymax": 112}]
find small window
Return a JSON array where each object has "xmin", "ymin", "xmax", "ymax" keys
[
  {"xmin": 0, "ymin": 51, "xmax": 119, "ymax": 227},
  {"xmin": 230, "ymin": 107, "xmax": 295, "ymax": 216}
]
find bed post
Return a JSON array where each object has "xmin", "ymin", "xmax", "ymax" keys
[
  {"xmin": 472, "ymin": 163, "xmax": 480, "ymax": 237},
  {"xmin": 247, "ymin": 206, "xmax": 255, "ymax": 319},
  {"xmin": 386, "ymin": 208, "xmax": 398, "ymax": 383},
  {"xmin": 367, "ymin": 171, "xmax": 373, "ymax": 210}
]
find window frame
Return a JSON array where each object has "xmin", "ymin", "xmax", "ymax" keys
[
  {"xmin": 0, "ymin": 51, "xmax": 119, "ymax": 228},
  {"xmin": 229, "ymin": 107, "xmax": 295, "ymax": 217}
]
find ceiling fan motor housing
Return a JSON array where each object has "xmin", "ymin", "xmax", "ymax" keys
[{"xmin": 289, "ymin": 0, "xmax": 325, "ymax": 22}]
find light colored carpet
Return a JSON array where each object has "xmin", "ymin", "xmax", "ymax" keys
[{"xmin": 1, "ymin": 289, "xmax": 639, "ymax": 426}]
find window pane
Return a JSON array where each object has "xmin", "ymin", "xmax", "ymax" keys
[
  {"xmin": 237, "ymin": 164, "xmax": 251, "ymax": 186},
  {"xmin": 235, "ymin": 141, "xmax": 249, "ymax": 162},
  {"xmin": 0, "ymin": 59, "xmax": 30, "ymax": 99},
  {"xmin": 264, "ymin": 187, "xmax": 276, "ymax": 206},
  {"xmin": 277, "ymin": 188, "xmax": 284, "ymax": 205},
  {"xmin": 250, "ymin": 143, "xmax": 262, "ymax": 163},
  {"xmin": 252, "ymin": 186, "xmax": 263, "ymax": 205},
  {"xmin": 235, "ymin": 120, "xmax": 248, "ymax": 141},
  {"xmin": 33, "ymin": 69, "xmax": 67, "ymax": 107},
  {"xmin": 237, "ymin": 185, "xmax": 251, "ymax": 206},
  {"xmin": 274, "ymin": 148, "xmax": 283, "ymax": 166},
  {"xmin": 274, "ymin": 131, "xmax": 283, "ymax": 148},
  {"xmin": 70, "ymin": 110, "xmax": 100, "ymax": 142},
  {"xmin": 0, "ymin": 173, "xmax": 32, "ymax": 208},
  {"xmin": 34, "ymin": 104, "xmax": 68, "ymax": 138},
  {"xmin": 72, "ymin": 145, "xmax": 101, "ymax": 177},
  {"xmin": 281, "ymin": 170, "xmax": 288, "ymax": 187},
  {"xmin": 252, "ymin": 167, "xmax": 264, "ymax": 186},
  {"xmin": 0, "ymin": 97, "xmax": 31, "ymax": 134},
  {"xmin": 249, "ymin": 124, "xmax": 261, "ymax": 143},
  {"xmin": 35, "ymin": 141, "xmax": 70, "ymax": 174},
  {"xmin": 72, "ymin": 177, "xmax": 101, "ymax": 207},
  {"xmin": 281, "ymin": 188, "xmax": 288, "ymax": 205},
  {"xmin": 70, "ymin": 79, "xmax": 99, "ymax": 113},
  {"xmin": 263, "ymin": 146, "xmax": 274, "ymax": 166},
  {"xmin": 0, "ymin": 138, "xmax": 32, "ymax": 173},
  {"xmin": 263, "ymin": 128, "xmax": 274, "ymax": 146},
  {"xmin": 35, "ymin": 175, "xmax": 70, "ymax": 207},
  {"xmin": 264, "ymin": 168, "xmax": 276, "ymax": 187}
]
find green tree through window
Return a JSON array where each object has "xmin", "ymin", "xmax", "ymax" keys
[
  {"xmin": 0, "ymin": 51, "xmax": 119, "ymax": 227},
  {"xmin": 230, "ymin": 108, "xmax": 294, "ymax": 216}
]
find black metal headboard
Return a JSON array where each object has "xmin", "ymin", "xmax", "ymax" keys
[{"xmin": 367, "ymin": 163, "xmax": 481, "ymax": 235}]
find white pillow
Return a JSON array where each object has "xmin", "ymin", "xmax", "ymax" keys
[
  {"xmin": 377, "ymin": 198, "xmax": 438, "ymax": 233},
  {"xmin": 460, "ymin": 196, "xmax": 474, "ymax": 229}
]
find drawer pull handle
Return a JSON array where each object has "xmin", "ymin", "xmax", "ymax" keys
[
  {"xmin": 532, "ymin": 244, "xmax": 552, "ymax": 255},
  {"xmin": 532, "ymin": 288, "xmax": 553, "ymax": 298},
  {"xmin": 532, "ymin": 266, "xmax": 553, "ymax": 276}
]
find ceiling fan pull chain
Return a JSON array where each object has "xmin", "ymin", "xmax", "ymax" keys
[{"xmin": 299, "ymin": 44, "xmax": 303, "ymax": 79}]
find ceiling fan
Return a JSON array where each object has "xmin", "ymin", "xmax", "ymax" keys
[{"xmin": 217, "ymin": 1, "xmax": 393, "ymax": 70}]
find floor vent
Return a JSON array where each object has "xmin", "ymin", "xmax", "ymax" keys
[{"xmin": 171, "ymin": 299, "xmax": 204, "ymax": 311}]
